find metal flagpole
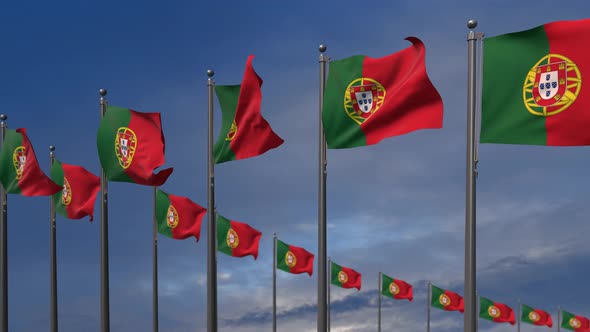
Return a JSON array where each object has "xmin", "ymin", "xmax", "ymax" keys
[
  {"xmin": 49, "ymin": 146, "xmax": 58, "ymax": 332},
  {"xmin": 317, "ymin": 44, "xmax": 329, "ymax": 332},
  {"xmin": 99, "ymin": 89, "xmax": 110, "ymax": 332},
  {"xmin": 377, "ymin": 272, "xmax": 381, "ymax": 332},
  {"xmin": 464, "ymin": 19, "xmax": 479, "ymax": 332},
  {"xmin": 327, "ymin": 257, "xmax": 331, "ymax": 332},
  {"xmin": 272, "ymin": 233, "xmax": 277, "ymax": 332},
  {"xmin": 427, "ymin": 282, "xmax": 431, "ymax": 332},
  {"xmin": 153, "ymin": 187, "xmax": 158, "ymax": 332},
  {"xmin": 0, "ymin": 114, "xmax": 7, "ymax": 332},
  {"xmin": 206, "ymin": 69, "xmax": 218, "ymax": 332},
  {"xmin": 557, "ymin": 307, "xmax": 561, "ymax": 332},
  {"xmin": 516, "ymin": 299, "xmax": 522, "ymax": 332}
]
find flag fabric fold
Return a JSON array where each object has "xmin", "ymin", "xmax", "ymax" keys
[{"xmin": 214, "ymin": 55, "xmax": 284, "ymax": 164}]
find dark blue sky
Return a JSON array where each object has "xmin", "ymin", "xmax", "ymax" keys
[{"xmin": 2, "ymin": 0, "xmax": 590, "ymax": 331}]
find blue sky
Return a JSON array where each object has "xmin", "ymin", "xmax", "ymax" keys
[{"xmin": 2, "ymin": 0, "xmax": 590, "ymax": 331}]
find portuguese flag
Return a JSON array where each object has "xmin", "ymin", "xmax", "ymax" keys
[
  {"xmin": 330, "ymin": 261, "xmax": 361, "ymax": 290},
  {"xmin": 276, "ymin": 239, "xmax": 314, "ymax": 276},
  {"xmin": 216, "ymin": 214, "xmax": 262, "ymax": 259},
  {"xmin": 381, "ymin": 273, "xmax": 412, "ymax": 301},
  {"xmin": 430, "ymin": 284, "xmax": 464, "ymax": 312},
  {"xmin": 322, "ymin": 37, "xmax": 443, "ymax": 149},
  {"xmin": 50, "ymin": 159, "xmax": 100, "ymax": 221},
  {"xmin": 480, "ymin": 19, "xmax": 590, "ymax": 146},
  {"xmin": 522, "ymin": 304, "xmax": 553, "ymax": 327},
  {"xmin": 155, "ymin": 189, "xmax": 206, "ymax": 241},
  {"xmin": 214, "ymin": 55, "xmax": 284, "ymax": 164},
  {"xmin": 561, "ymin": 310, "xmax": 590, "ymax": 331},
  {"xmin": 97, "ymin": 105, "xmax": 173, "ymax": 186},
  {"xmin": 479, "ymin": 297, "xmax": 515, "ymax": 325},
  {"xmin": 0, "ymin": 128, "xmax": 62, "ymax": 196}
]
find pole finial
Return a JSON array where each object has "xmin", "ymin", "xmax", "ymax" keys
[
  {"xmin": 207, "ymin": 69, "xmax": 214, "ymax": 77},
  {"xmin": 467, "ymin": 19, "xmax": 478, "ymax": 29},
  {"xmin": 0, "ymin": 114, "xmax": 6, "ymax": 121},
  {"xmin": 319, "ymin": 44, "xmax": 327, "ymax": 53},
  {"xmin": 49, "ymin": 145, "xmax": 55, "ymax": 152},
  {"xmin": 99, "ymin": 89, "xmax": 107, "ymax": 97}
]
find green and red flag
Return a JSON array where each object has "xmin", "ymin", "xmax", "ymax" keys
[
  {"xmin": 321, "ymin": 37, "xmax": 443, "ymax": 149},
  {"xmin": 0, "ymin": 128, "xmax": 61, "ymax": 196},
  {"xmin": 216, "ymin": 214, "xmax": 262, "ymax": 259},
  {"xmin": 214, "ymin": 55, "xmax": 284, "ymax": 164},
  {"xmin": 50, "ymin": 159, "xmax": 100, "ymax": 221},
  {"xmin": 155, "ymin": 189, "xmax": 206, "ymax": 241},
  {"xmin": 97, "ymin": 105, "xmax": 173, "ymax": 186},
  {"xmin": 276, "ymin": 239, "xmax": 314, "ymax": 276},
  {"xmin": 480, "ymin": 18, "xmax": 590, "ymax": 146},
  {"xmin": 479, "ymin": 297, "xmax": 515, "ymax": 325},
  {"xmin": 561, "ymin": 310, "xmax": 590, "ymax": 331},
  {"xmin": 330, "ymin": 261, "xmax": 361, "ymax": 290},
  {"xmin": 430, "ymin": 284, "xmax": 464, "ymax": 312},
  {"xmin": 381, "ymin": 273, "xmax": 412, "ymax": 301},
  {"xmin": 522, "ymin": 304, "xmax": 553, "ymax": 328}
]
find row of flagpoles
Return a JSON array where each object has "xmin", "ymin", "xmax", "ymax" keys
[{"xmin": 2, "ymin": 17, "xmax": 589, "ymax": 332}]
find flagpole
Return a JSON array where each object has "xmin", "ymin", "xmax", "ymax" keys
[
  {"xmin": 0, "ymin": 114, "xmax": 7, "ymax": 332},
  {"xmin": 516, "ymin": 299, "xmax": 522, "ymax": 332},
  {"xmin": 206, "ymin": 69, "xmax": 218, "ymax": 332},
  {"xmin": 377, "ymin": 272, "xmax": 381, "ymax": 332},
  {"xmin": 464, "ymin": 19, "xmax": 479, "ymax": 332},
  {"xmin": 272, "ymin": 233, "xmax": 277, "ymax": 332},
  {"xmin": 99, "ymin": 88, "xmax": 110, "ymax": 332},
  {"xmin": 327, "ymin": 256, "xmax": 331, "ymax": 332},
  {"xmin": 153, "ymin": 187, "xmax": 158, "ymax": 332},
  {"xmin": 49, "ymin": 146, "xmax": 58, "ymax": 332},
  {"xmin": 555, "ymin": 306, "xmax": 561, "ymax": 332},
  {"xmin": 0, "ymin": 114, "xmax": 8, "ymax": 332},
  {"xmin": 427, "ymin": 281, "xmax": 431, "ymax": 332},
  {"xmin": 317, "ymin": 44, "xmax": 329, "ymax": 332}
]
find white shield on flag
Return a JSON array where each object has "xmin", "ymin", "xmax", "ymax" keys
[
  {"xmin": 537, "ymin": 71, "xmax": 560, "ymax": 100},
  {"xmin": 354, "ymin": 90, "xmax": 374, "ymax": 114},
  {"xmin": 18, "ymin": 156, "xmax": 26, "ymax": 173},
  {"xmin": 119, "ymin": 138, "xmax": 129, "ymax": 158}
]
